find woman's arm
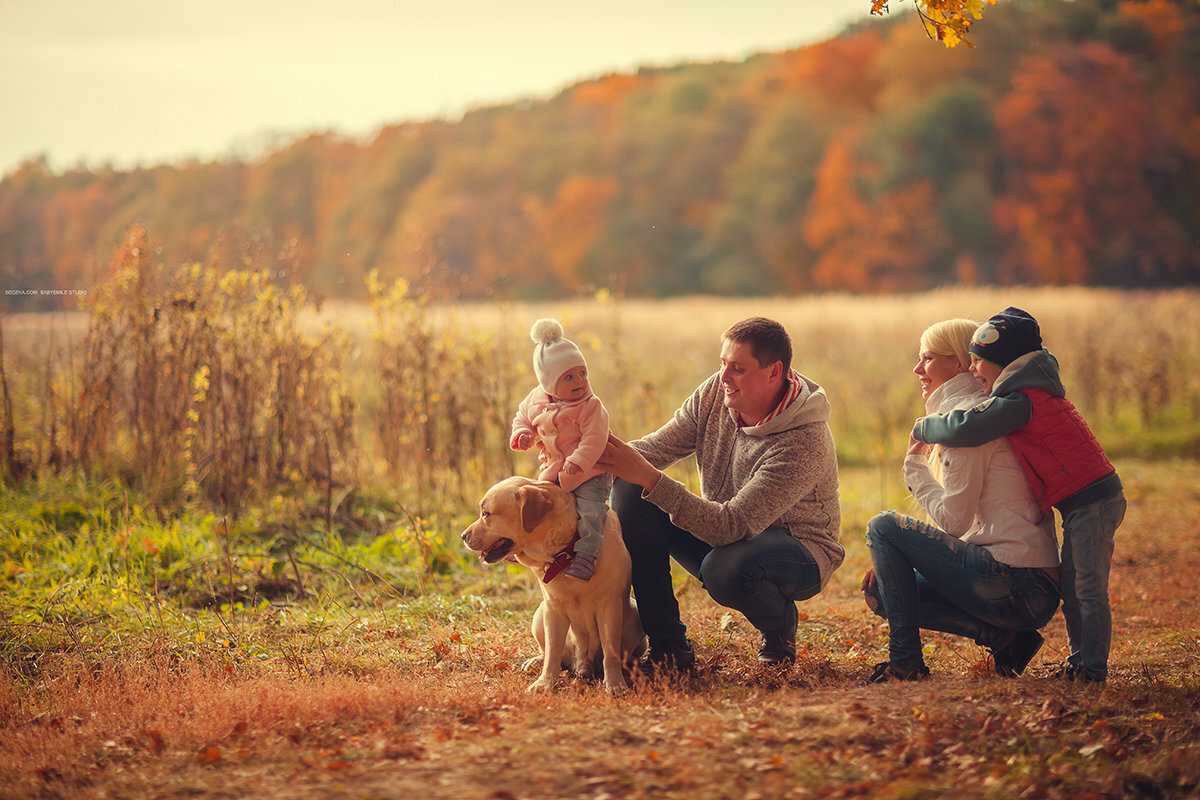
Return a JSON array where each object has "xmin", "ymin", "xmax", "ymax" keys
[{"xmin": 903, "ymin": 435, "xmax": 988, "ymax": 537}]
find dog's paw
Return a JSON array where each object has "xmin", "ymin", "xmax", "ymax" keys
[
  {"xmin": 604, "ymin": 676, "xmax": 630, "ymax": 696},
  {"xmin": 573, "ymin": 659, "xmax": 600, "ymax": 681},
  {"xmin": 526, "ymin": 677, "xmax": 557, "ymax": 694}
]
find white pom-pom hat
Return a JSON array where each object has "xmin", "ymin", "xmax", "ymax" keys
[{"xmin": 529, "ymin": 318, "xmax": 587, "ymax": 394}]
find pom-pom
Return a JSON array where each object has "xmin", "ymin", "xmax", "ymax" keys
[{"xmin": 530, "ymin": 318, "xmax": 564, "ymax": 345}]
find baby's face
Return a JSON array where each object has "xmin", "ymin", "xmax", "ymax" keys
[{"xmin": 553, "ymin": 367, "xmax": 590, "ymax": 401}]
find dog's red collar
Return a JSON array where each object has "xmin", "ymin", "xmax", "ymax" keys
[{"xmin": 542, "ymin": 531, "xmax": 582, "ymax": 584}]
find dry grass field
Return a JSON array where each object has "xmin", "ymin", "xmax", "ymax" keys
[
  {"xmin": 2, "ymin": 287, "xmax": 1199, "ymax": 798},
  {"xmin": 2, "ymin": 458, "xmax": 1198, "ymax": 799}
]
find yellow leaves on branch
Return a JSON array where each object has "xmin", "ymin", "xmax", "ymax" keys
[{"xmin": 871, "ymin": 0, "xmax": 997, "ymax": 48}]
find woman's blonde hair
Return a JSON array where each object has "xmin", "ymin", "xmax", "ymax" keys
[
  {"xmin": 918, "ymin": 318, "xmax": 977, "ymax": 485},
  {"xmin": 919, "ymin": 318, "xmax": 978, "ymax": 370}
]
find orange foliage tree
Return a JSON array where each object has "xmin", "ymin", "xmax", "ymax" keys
[
  {"xmin": 993, "ymin": 43, "xmax": 1190, "ymax": 284},
  {"xmin": 804, "ymin": 134, "xmax": 946, "ymax": 291},
  {"xmin": 871, "ymin": 0, "xmax": 998, "ymax": 48},
  {"xmin": 525, "ymin": 176, "xmax": 619, "ymax": 291},
  {"xmin": 3, "ymin": 0, "xmax": 1197, "ymax": 303}
]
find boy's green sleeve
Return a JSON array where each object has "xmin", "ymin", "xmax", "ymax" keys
[{"xmin": 913, "ymin": 392, "xmax": 1032, "ymax": 447}]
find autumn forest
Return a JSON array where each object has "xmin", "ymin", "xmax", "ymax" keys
[{"xmin": 2, "ymin": 0, "xmax": 1197, "ymax": 309}]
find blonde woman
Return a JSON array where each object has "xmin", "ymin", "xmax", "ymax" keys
[{"xmin": 861, "ymin": 319, "xmax": 1060, "ymax": 682}]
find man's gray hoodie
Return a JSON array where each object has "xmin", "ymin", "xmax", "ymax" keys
[{"xmin": 631, "ymin": 372, "xmax": 844, "ymax": 588}]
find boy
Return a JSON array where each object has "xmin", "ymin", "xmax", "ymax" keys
[{"xmin": 912, "ymin": 307, "xmax": 1126, "ymax": 682}]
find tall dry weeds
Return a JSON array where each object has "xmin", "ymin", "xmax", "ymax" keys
[
  {"xmin": 53, "ymin": 226, "xmax": 356, "ymax": 513},
  {"xmin": 3, "ymin": 230, "xmax": 1199, "ymax": 516},
  {"xmin": 366, "ymin": 270, "xmax": 522, "ymax": 512}
]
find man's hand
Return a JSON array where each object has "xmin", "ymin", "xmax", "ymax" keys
[
  {"xmin": 510, "ymin": 431, "xmax": 534, "ymax": 451},
  {"xmin": 562, "ymin": 460, "xmax": 582, "ymax": 476},
  {"xmin": 596, "ymin": 433, "xmax": 662, "ymax": 491}
]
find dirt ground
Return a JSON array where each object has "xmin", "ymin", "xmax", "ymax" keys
[{"xmin": 3, "ymin": 460, "xmax": 1200, "ymax": 799}]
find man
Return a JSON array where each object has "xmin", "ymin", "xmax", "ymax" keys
[{"xmin": 598, "ymin": 317, "xmax": 843, "ymax": 668}]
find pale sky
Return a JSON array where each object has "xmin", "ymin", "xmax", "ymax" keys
[{"xmin": 0, "ymin": 0, "xmax": 871, "ymax": 175}]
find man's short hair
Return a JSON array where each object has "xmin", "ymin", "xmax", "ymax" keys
[{"xmin": 722, "ymin": 317, "xmax": 792, "ymax": 374}]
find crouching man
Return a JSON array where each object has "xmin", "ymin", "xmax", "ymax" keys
[{"xmin": 598, "ymin": 317, "xmax": 843, "ymax": 669}]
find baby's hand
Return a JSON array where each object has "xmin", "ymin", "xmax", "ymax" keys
[
  {"xmin": 562, "ymin": 461, "xmax": 582, "ymax": 475},
  {"xmin": 510, "ymin": 431, "xmax": 534, "ymax": 451}
]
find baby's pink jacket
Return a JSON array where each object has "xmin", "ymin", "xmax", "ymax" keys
[{"xmin": 510, "ymin": 387, "xmax": 610, "ymax": 492}]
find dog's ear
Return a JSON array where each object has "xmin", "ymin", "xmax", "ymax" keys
[{"xmin": 517, "ymin": 484, "xmax": 554, "ymax": 533}]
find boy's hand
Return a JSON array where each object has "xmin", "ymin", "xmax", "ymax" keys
[
  {"xmin": 510, "ymin": 431, "xmax": 534, "ymax": 451},
  {"xmin": 907, "ymin": 433, "xmax": 930, "ymax": 457},
  {"xmin": 562, "ymin": 460, "xmax": 582, "ymax": 475}
]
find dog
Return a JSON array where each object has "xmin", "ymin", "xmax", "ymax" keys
[{"xmin": 461, "ymin": 476, "xmax": 645, "ymax": 694}]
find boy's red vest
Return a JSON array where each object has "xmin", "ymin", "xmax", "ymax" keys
[{"xmin": 1006, "ymin": 388, "xmax": 1115, "ymax": 512}]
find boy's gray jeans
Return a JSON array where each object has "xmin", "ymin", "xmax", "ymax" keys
[{"xmin": 1061, "ymin": 491, "xmax": 1126, "ymax": 681}]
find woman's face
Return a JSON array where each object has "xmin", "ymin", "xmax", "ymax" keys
[{"xmin": 913, "ymin": 350, "xmax": 966, "ymax": 399}]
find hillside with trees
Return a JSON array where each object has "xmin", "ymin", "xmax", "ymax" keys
[{"xmin": 1, "ymin": 0, "xmax": 1197, "ymax": 308}]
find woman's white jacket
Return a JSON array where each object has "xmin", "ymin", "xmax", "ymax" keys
[{"xmin": 904, "ymin": 372, "xmax": 1059, "ymax": 569}]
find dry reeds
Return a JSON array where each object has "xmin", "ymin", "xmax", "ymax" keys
[
  {"xmin": 2, "ymin": 229, "xmax": 1198, "ymax": 516},
  {"xmin": 41, "ymin": 226, "xmax": 356, "ymax": 514}
]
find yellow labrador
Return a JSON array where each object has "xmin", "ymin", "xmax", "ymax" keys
[{"xmin": 461, "ymin": 476, "xmax": 645, "ymax": 694}]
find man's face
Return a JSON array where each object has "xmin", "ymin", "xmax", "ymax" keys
[
  {"xmin": 719, "ymin": 338, "xmax": 781, "ymax": 422},
  {"xmin": 969, "ymin": 355, "xmax": 1003, "ymax": 393}
]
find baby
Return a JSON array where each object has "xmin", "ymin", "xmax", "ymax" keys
[{"xmin": 510, "ymin": 319, "xmax": 611, "ymax": 581}]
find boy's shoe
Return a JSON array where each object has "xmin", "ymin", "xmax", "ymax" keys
[
  {"xmin": 865, "ymin": 661, "xmax": 930, "ymax": 684},
  {"xmin": 991, "ymin": 629, "xmax": 1044, "ymax": 677},
  {"xmin": 641, "ymin": 637, "xmax": 696, "ymax": 674},
  {"xmin": 1049, "ymin": 660, "xmax": 1106, "ymax": 682},
  {"xmin": 1050, "ymin": 661, "xmax": 1079, "ymax": 681},
  {"xmin": 564, "ymin": 553, "xmax": 596, "ymax": 581}
]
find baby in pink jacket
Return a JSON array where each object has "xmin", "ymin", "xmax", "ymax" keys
[{"xmin": 510, "ymin": 319, "xmax": 611, "ymax": 581}]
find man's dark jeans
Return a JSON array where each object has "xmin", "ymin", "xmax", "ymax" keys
[
  {"xmin": 613, "ymin": 479, "xmax": 821, "ymax": 646},
  {"xmin": 864, "ymin": 511, "xmax": 1061, "ymax": 670}
]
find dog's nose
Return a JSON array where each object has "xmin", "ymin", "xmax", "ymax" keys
[{"xmin": 460, "ymin": 528, "xmax": 470, "ymax": 543}]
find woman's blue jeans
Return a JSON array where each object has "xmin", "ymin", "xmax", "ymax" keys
[
  {"xmin": 613, "ymin": 479, "xmax": 822, "ymax": 646},
  {"xmin": 864, "ymin": 511, "xmax": 1061, "ymax": 670}
]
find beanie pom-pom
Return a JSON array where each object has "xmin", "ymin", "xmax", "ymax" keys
[{"xmin": 530, "ymin": 318, "xmax": 564, "ymax": 345}]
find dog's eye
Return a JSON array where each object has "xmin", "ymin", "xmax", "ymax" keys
[{"xmin": 480, "ymin": 510, "xmax": 490, "ymax": 519}]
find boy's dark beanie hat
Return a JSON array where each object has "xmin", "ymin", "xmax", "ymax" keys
[{"xmin": 969, "ymin": 307, "xmax": 1042, "ymax": 368}]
